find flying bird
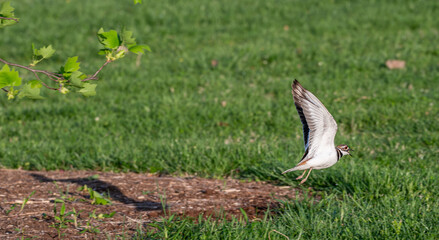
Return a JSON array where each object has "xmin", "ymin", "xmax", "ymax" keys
[{"xmin": 282, "ymin": 80, "xmax": 352, "ymax": 184}]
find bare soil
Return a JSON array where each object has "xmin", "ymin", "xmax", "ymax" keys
[{"xmin": 0, "ymin": 169, "xmax": 303, "ymax": 239}]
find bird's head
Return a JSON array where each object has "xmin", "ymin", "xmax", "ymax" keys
[{"xmin": 336, "ymin": 144, "xmax": 353, "ymax": 157}]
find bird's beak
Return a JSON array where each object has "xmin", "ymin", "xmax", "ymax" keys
[{"xmin": 348, "ymin": 148, "xmax": 354, "ymax": 157}]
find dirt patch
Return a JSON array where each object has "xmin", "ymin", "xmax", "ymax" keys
[{"xmin": 0, "ymin": 169, "xmax": 303, "ymax": 239}]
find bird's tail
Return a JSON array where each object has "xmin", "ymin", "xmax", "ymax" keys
[{"xmin": 282, "ymin": 167, "xmax": 299, "ymax": 174}]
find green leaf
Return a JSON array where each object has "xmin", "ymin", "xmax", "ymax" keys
[
  {"xmin": 69, "ymin": 71, "xmax": 86, "ymax": 88},
  {"xmin": 0, "ymin": 1, "xmax": 18, "ymax": 28},
  {"xmin": 79, "ymin": 83, "xmax": 97, "ymax": 97},
  {"xmin": 38, "ymin": 45, "xmax": 56, "ymax": 59},
  {"xmin": 31, "ymin": 43, "xmax": 38, "ymax": 56},
  {"xmin": 239, "ymin": 208, "xmax": 249, "ymax": 223},
  {"xmin": 0, "ymin": 64, "xmax": 21, "ymax": 88},
  {"xmin": 128, "ymin": 44, "xmax": 151, "ymax": 55},
  {"xmin": 141, "ymin": 45, "xmax": 151, "ymax": 52},
  {"xmin": 62, "ymin": 56, "xmax": 80, "ymax": 77},
  {"xmin": 18, "ymin": 88, "xmax": 43, "ymax": 99},
  {"xmin": 18, "ymin": 80, "xmax": 44, "ymax": 100},
  {"xmin": 94, "ymin": 197, "xmax": 110, "ymax": 205},
  {"xmin": 31, "ymin": 44, "xmax": 56, "ymax": 66},
  {"xmin": 64, "ymin": 56, "xmax": 80, "ymax": 73},
  {"xmin": 60, "ymin": 202, "xmax": 66, "ymax": 216},
  {"xmin": 98, "ymin": 49, "xmax": 111, "ymax": 56},
  {"xmin": 121, "ymin": 29, "xmax": 136, "ymax": 47},
  {"xmin": 97, "ymin": 28, "xmax": 120, "ymax": 49},
  {"xmin": 87, "ymin": 188, "xmax": 111, "ymax": 205},
  {"xmin": 98, "ymin": 211, "xmax": 115, "ymax": 219},
  {"xmin": 28, "ymin": 80, "xmax": 42, "ymax": 88},
  {"xmin": 0, "ymin": 1, "xmax": 14, "ymax": 15},
  {"xmin": 134, "ymin": 0, "xmax": 142, "ymax": 4},
  {"xmin": 87, "ymin": 174, "xmax": 100, "ymax": 180}
]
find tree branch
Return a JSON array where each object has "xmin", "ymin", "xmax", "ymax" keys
[
  {"xmin": 0, "ymin": 16, "xmax": 19, "ymax": 23},
  {"xmin": 82, "ymin": 60, "xmax": 112, "ymax": 81},
  {"xmin": 0, "ymin": 58, "xmax": 62, "ymax": 81},
  {"xmin": 0, "ymin": 57, "xmax": 114, "ymax": 92}
]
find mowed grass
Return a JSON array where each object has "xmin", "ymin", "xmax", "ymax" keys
[{"xmin": 1, "ymin": 0, "xmax": 439, "ymax": 238}]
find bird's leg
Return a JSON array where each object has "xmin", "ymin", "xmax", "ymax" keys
[
  {"xmin": 296, "ymin": 170, "xmax": 307, "ymax": 180},
  {"xmin": 300, "ymin": 168, "xmax": 313, "ymax": 184}
]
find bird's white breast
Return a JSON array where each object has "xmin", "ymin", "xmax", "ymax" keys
[{"xmin": 307, "ymin": 146, "xmax": 338, "ymax": 170}]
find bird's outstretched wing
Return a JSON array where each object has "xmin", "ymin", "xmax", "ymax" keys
[{"xmin": 292, "ymin": 79, "xmax": 338, "ymax": 164}]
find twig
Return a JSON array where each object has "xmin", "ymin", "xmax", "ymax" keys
[
  {"xmin": 0, "ymin": 58, "xmax": 62, "ymax": 80},
  {"xmin": 82, "ymin": 60, "xmax": 112, "ymax": 82},
  {"xmin": 0, "ymin": 16, "xmax": 19, "ymax": 23},
  {"xmin": 0, "ymin": 57, "xmax": 113, "ymax": 92},
  {"xmin": 0, "ymin": 57, "xmax": 62, "ymax": 90}
]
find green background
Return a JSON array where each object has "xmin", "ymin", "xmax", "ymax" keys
[{"xmin": 1, "ymin": 0, "xmax": 438, "ymax": 238}]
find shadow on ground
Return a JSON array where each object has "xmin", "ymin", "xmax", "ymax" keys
[{"xmin": 30, "ymin": 173, "xmax": 164, "ymax": 211}]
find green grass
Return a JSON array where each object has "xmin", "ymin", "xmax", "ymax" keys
[{"xmin": 1, "ymin": 0, "xmax": 439, "ymax": 239}]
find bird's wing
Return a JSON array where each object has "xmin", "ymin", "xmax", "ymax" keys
[{"xmin": 292, "ymin": 80, "xmax": 338, "ymax": 164}]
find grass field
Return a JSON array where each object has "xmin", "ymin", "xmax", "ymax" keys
[{"xmin": 1, "ymin": 0, "xmax": 439, "ymax": 238}]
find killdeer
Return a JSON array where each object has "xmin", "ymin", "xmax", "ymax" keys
[{"xmin": 282, "ymin": 80, "xmax": 352, "ymax": 184}]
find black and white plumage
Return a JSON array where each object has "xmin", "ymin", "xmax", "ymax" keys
[{"xmin": 282, "ymin": 80, "xmax": 352, "ymax": 184}]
